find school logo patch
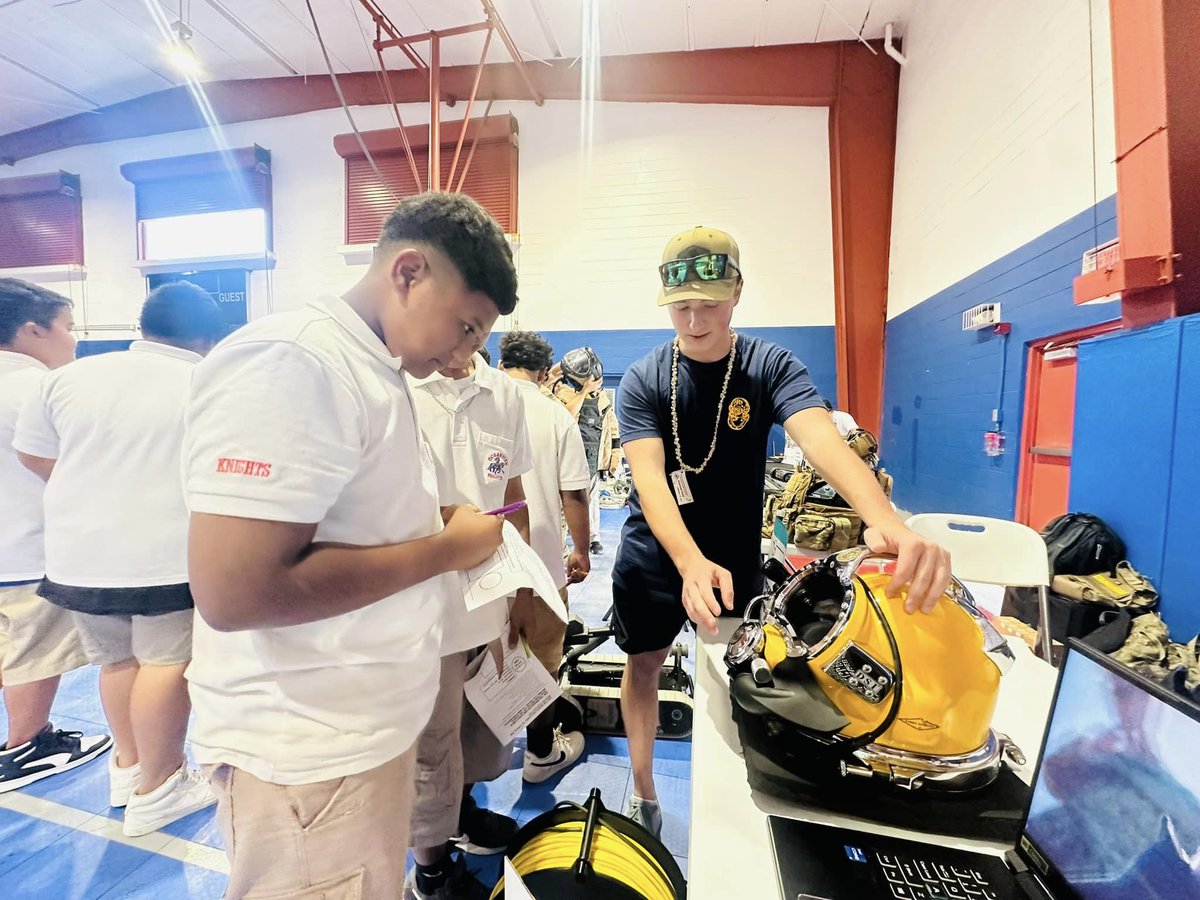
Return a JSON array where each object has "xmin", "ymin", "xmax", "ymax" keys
[
  {"xmin": 485, "ymin": 449, "xmax": 509, "ymax": 481},
  {"xmin": 727, "ymin": 397, "xmax": 750, "ymax": 431}
]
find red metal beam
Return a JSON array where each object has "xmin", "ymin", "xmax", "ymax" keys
[
  {"xmin": 1072, "ymin": 0, "xmax": 1200, "ymax": 325},
  {"xmin": 480, "ymin": 0, "xmax": 543, "ymax": 106},
  {"xmin": 375, "ymin": 43, "xmax": 422, "ymax": 191},
  {"xmin": 429, "ymin": 34, "xmax": 440, "ymax": 190},
  {"xmin": 0, "ymin": 45, "xmax": 844, "ymax": 165},
  {"xmin": 454, "ymin": 100, "xmax": 495, "ymax": 195},
  {"xmin": 828, "ymin": 43, "xmax": 900, "ymax": 434},
  {"xmin": 447, "ymin": 28, "xmax": 494, "ymax": 192},
  {"xmin": 356, "ymin": 0, "xmax": 425, "ymax": 70},
  {"xmin": 0, "ymin": 41, "xmax": 895, "ymax": 423},
  {"xmin": 377, "ymin": 21, "xmax": 490, "ymax": 50}
]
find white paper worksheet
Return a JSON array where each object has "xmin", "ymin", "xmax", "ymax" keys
[
  {"xmin": 460, "ymin": 521, "xmax": 567, "ymax": 620},
  {"xmin": 503, "ymin": 857, "xmax": 536, "ymax": 899},
  {"xmin": 463, "ymin": 640, "xmax": 560, "ymax": 744}
]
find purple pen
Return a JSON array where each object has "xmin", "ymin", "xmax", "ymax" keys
[{"xmin": 485, "ymin": 500, "xmax": 527, "ymax": 517}]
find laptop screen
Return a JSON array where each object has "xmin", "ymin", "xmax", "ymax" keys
[{"xmin": 1024, "ymin": 647, "xmax": 1200, "ymax": 899}]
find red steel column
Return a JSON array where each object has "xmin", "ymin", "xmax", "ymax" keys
[
  {"xmin": 828, "ymin": 42, "xmax": 901, "ymax": 434},
  {"xmin": 429, "ymin": 33, "xmax": 441, "ymax": 191},
  {"xmin": 1081, "ymin": 0, "xmax": 1200, "ymax": 325}
]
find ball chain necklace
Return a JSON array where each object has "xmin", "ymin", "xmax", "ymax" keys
[{"xmin": 669, "ymin": 329, "xmax": 738, "ymax": 475}]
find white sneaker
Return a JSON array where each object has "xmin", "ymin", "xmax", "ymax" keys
[
  {"xmin": 522, "ymin": 728, "xmax": 585, "ymax": 783},
  {"xmin": 108, "ymin": 753, "xmax": 141, "ymax": 808},
  {"xmin": 122, "ymin": 765, "xmax": 216, "ymax": 837},
  {"xmin": 625, "ymin": 795, "xmax": 663, "ymax": 839}
]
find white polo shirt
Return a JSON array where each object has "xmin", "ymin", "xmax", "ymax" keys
[
  {"xmin": 409, "ymin": 356, "xmax": 533, "ymax": 654},
  {"xmin": 12, "ymin": 341, "xmax": 200, "ymax": 588},
  {"xmin": 183, "ymin": 295, "xmax": 449, "ymax": 785},
  {"xmin": 0, "ymin": 351, "xmax": 49, "ymax": 582},
  {"xmin": 511, "ymin": 379, "xmax": 591, "ymax": 589}
]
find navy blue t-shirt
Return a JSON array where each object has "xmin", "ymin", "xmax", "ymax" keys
[{"xmin": 613, "ymin": 334, "xmax": 823, "ymax": 608}]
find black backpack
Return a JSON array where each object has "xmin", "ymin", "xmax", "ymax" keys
[{"xmin": 1041, "ymin": 513, "xmax": 1126, "ymax": 575}]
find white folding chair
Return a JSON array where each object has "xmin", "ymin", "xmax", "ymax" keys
[{"xmin": 905, "ymin": 513, "xmax": 1053, "ymax": 661}]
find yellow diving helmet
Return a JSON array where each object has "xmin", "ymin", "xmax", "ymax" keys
[{"xmin": 724, "ymin": 547, "xmax": 1025, "ymax": 792}]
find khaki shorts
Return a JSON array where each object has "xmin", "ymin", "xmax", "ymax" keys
[
  {"xmin": 410, "ymin": 648, "xmax": 510, "ymax": 848},
  {"xmin": 525, "ymin": 587, "xmax": 570, "ymax": 678},
  {"xmin": 0, "ymin": 582, "xmax": 88, "ymax": 686},
  {"xmin": 206, "ymin": 749, "xmax": 415, "ymax": 899},
  {"xmin": 71, "ymin": 608, "xmax": 193, "ymax": 667}
]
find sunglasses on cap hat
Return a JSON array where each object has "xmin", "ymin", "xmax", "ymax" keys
[{"xmin": 658, "ymin": 253, "xmax": 741, "ymax": 288}]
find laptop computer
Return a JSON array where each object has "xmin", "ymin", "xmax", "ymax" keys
[{"xmin": 767, "ymin": 640, "xmax": 1200, "ymax": 900}]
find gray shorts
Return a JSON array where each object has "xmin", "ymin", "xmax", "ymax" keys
[{"xmin": 71, "ymin": 608, "xmax": 193, "ymax": 667}]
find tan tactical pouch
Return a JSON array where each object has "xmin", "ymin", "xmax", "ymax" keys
[{"xmin": 1051, "ymin": 561, "xmax": 1158, "ymax": 610}]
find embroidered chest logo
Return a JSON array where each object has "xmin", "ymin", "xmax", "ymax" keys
[
  {"xmin": 216, "ymin": 457, "xmax": 272, "ymax": 478},
  {"xmin": 727, "ymin": 397, "xmax": 751, "ymax": 431},
  {"xmin": 485, "ymin": 449, "xmax": 509, "ymax": 481}
]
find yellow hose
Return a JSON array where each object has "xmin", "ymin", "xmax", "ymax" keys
[{"xmin": 490, "ymin": 819, "xmax": 677, "ymax": 899}]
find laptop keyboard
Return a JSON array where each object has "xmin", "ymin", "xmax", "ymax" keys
[{"xmin": 875, "ymin": 852, "xmax": 1000, "ymax": 900}]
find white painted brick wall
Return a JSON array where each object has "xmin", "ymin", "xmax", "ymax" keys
[
  {"xmin": 887, "ymin": 0, "xmax": 1118, "ymax": 318},
  {"xmin": 7, "ymin": 100, "xmax": 835, "ymax": 332}
]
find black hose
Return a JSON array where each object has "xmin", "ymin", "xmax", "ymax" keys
[{"xmin": 839, "ymin": 575, "xmax": 904, "ymax": 752}]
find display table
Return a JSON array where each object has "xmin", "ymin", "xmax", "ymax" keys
[{"xmin": 686, "ymin": 618, "xmax": 1058, "ymax": 899}]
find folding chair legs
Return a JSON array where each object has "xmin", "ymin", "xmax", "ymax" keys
[{"xmin": 1036, "ymin": 584, "xmax": 1054, "ymax": 662}]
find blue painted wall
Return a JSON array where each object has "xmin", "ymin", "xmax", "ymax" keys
[
  {"xmin": 881, "ymin": 197, "xmax": 1120, "ymax": 518},
  {"xmin": 486, "ymin": 325, "xmax": 837, "ymax": 455},
  {"xmin": 1071, "ymin": 314, "xmax": 1200, "ymax": 640}
]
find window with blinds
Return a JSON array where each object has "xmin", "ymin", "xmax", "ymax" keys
[
  {"xmin": 0, "ymin": 172, "xmax": 84, "ymax": 269},
  {"xmin": 120, "ymin": 146, "xmax": 273, "ymax": 260},
  {"xmin": 339, "ymin": 116, "xmax": 518, "ymax": 246}
]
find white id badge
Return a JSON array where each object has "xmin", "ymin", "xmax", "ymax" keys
[{"xmin": 669, "ymin": 470, "xmax": 694, "ymax": 506}]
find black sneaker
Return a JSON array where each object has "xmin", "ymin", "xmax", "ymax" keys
[
  {"xmin": 403, "ymin": 854, "xmax": 491, "ymax": 900},
  {"xmin": 0, "ymin": 724, "xmax": 112, "ymax": 793},
  {"xmin": 589, "ymin": 540, "xmax": 604, "ymax": 554},
  {"xmin": 452, "ymin": 793, "xmax": 518, "ymax": 856}
]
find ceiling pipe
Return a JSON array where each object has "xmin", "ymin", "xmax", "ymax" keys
[{"xmin": 884, "ymin": 23, "xmax": 907, "ymax": 66}]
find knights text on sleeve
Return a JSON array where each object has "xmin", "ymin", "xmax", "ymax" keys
[{"xmin": 183, "ymin": 341, "xmax": 362, "ymax": 524}]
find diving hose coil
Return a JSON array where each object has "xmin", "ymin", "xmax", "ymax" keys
[{"xmin": 491, "ymin": 789, "xmax": 685, "ymax": 899}]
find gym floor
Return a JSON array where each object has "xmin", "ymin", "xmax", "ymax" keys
[{"xmin": 0, "ymin": 507, "xmax": 694, "ymax": 898}]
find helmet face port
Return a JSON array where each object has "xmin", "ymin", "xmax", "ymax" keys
[{"xmin": 560, "ymin": 347, "xmax": 602, "ymax": 390}]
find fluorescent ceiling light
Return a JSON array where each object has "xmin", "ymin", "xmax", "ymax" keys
[{"xmin": 166, "ymin": 20, "xmax": 201, "ymax": 76}]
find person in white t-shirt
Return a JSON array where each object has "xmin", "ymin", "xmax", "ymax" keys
[
  {"xmin": 406, "ymin": 351, "xmax": 534, "ymax": 898},
  {"xmin": 182, "ymin": 193, "xmax": 515, "ymax": 899},
  {"xmin": 14, "ymin": 282, "xmax": 226, "ymax": 837},
  {"xmin": 788, "ymin": 399, "xmax": 862, "ymax": 466},
  {"xmin": 0, "ymin": 279, "xmax": 110, "ymax": 793},
  {"xmin": 498, "ymin": 331, "xmax": 593, "ymax": 782}
]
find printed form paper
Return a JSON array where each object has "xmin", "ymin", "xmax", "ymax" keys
[
  {"xmin": 463, "ymin": 640, "xmax": 560, "ymax": 745},
  {"xmin": 460, "ymin": 521, "xmax": 567, "ymax": 621},
  {"xmin": 503, "ymin": 857, "xmax": 535, "ymax": 899}
]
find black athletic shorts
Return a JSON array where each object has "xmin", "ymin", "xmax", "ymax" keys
[{"xmin": 610, "ymin": 580, "xmax": 692, "ymax": 656}]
